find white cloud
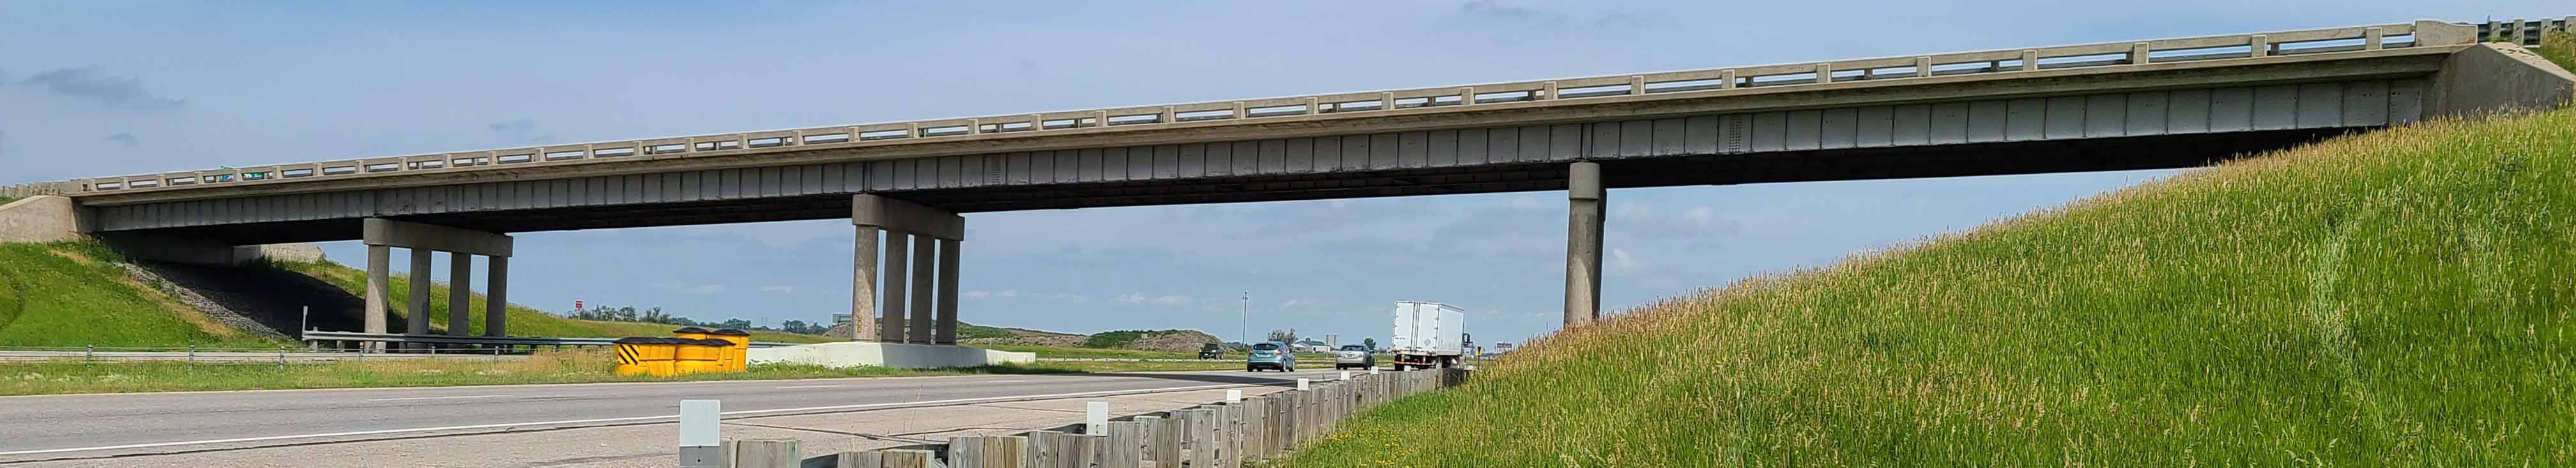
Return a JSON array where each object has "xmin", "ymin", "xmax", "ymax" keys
[
  {"xmin": 1608, "ymin": 248, "xmax": 1642, "ymax": 276},
  {"xmin": 1683, "ymin": 206, "xmax": 1716, "ymax": 227},
  {"xmin": 655, "ymin": 280, "xmax": 729, "ymax": 296},
  {"xmin": 758, "ymin": 285, "xmax": 795, "ymax": 294},
  {"xmin": 1116, "ymin": 293, "xmax": 1195, "ymax": 306}
]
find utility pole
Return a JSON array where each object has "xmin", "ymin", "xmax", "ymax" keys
[{"xmin": 1240, "ymin": 291, "xmax": 1249, "ymax": 345}]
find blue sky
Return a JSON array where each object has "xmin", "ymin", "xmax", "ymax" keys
[{"xmin": 0, "ymin": 1, "xmax": 2538, "ymax": 346}]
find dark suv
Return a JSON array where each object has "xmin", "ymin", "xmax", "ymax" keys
[{"xmin": 1198, "ymin": 343, "xmax": 1224, "ymax": 359}]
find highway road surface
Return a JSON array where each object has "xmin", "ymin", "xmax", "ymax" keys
[{"xmin": 0, "ymin": 368, "xmax": 1347, "ymax": 467}]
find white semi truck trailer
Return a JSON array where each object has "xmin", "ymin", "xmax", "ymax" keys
[{"xmin": 1390, "ymin": 301, "xmax": 1467, "ymax": 370}]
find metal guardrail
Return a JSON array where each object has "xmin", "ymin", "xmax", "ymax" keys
[
  {"xmin": 48, "ymin": 18, "xmax": 2510, "ymax": 196},
  {"xmin": 296, "ymin": 330, "xmax": 797, "ymax": 348},
  {"xmin": 0, "ymin": 345, "xmax": 519, "ymax": 364}
]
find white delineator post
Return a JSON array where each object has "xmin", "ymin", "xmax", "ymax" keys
[
  {"xmin": 1086, "ymin": 401, "xmax": 1110, "ymax": 434},
  {"xmin": 678, "ymin": 399, "xmax": 721, "ymax": 468}
]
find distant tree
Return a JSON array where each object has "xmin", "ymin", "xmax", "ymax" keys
[
  {"xmin": 1266, "ymin": 328, "xmax": 1298, "ymax": 345},
  {"xmin": 719, "ymin": 319, "xmax": 753, "ymax": 329},
  {"xmin": 1362, "ymin": 338, "xmax": 1377, "ymax": 351}
]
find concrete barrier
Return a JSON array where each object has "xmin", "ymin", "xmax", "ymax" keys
[{"xmin": 748, "ymin": 342, "xmax": 1035, "ymax": 369}]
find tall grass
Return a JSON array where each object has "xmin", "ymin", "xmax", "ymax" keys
[{"xmin": 1285, "ymin": 107, "xmax": 2576, "ymax": 465}]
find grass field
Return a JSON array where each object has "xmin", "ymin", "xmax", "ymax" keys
[
  {"xmin": 1284, "ymin": 109, "xmax": 2576, "ymax": 463},
  {"xmin": 270, "ymin": 259, "xmax": 839, "ymax": 343},
  {"xmin": 0, "ymin": 243, "xmax": 280, "ymax": 347}
]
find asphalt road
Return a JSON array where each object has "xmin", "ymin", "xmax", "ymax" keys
[
  {"xmin": 0, "ymin": 351, "xmax": 522, "ymax": 363},
  {"xmin": 0, "ymin": 368, "xmax": 1346, "ymax": 464}
]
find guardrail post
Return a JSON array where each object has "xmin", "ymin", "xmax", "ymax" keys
[
  {"xmin": 187, "ymin": 345, "xmax": 196, "ymax": 368},
  {"xmin": 718, "ymin": 439, "xmax": 798, "ymax": 468},
  {"xmin": 2248, "ymin": 34, "xmax": 2268, "ymax": 58},
  {"xmin": 1103, "ymin": 420, "xmax": 1144, "ymax": 468},
  {"xmin": 85, "ymin": 345, "xmax": 93, "ymax": 362},
  {"xmin": 1027, "ymin": 430, "xmax": 1098, "ymax": 468},
  {"xmin": 949, "ymin": 435, "xmax": 1026, "ymax": 468},
  {"xmin": 278, "ymin": 345, "xmax": 287, "ymax": 370}
]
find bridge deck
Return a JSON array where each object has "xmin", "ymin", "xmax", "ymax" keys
[{"xmin": 41, "ymin": 20, "xmax": 2467, "ymax": 201}]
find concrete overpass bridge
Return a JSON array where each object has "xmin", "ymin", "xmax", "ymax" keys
[{"xmin": 3, "ymin": 19, "xmax": 2568, "ymax": 343}]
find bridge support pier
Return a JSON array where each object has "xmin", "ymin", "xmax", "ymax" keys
[
  {"xmin": 1564, "ymin": 162, "xmax": 1605, "ymax": 327},
  {"xmin": 852, "ymin": 195, "xmax": 966, "ymax": 344},
  {"xmin": 360, "ymin": 218, "xmax": 514, "ymax": 350}
]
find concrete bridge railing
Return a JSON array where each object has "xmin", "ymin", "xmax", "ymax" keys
[{"xmin": 47, "ymin": 19, "xmax": 2501, "ymax": 198}]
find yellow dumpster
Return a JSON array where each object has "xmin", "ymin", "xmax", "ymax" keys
[
  {"xmin": 673, "ymin": 326, "xmax": 712, "ymax": 342},
  {"xmin": 673, "ymin": 338, "xmax": 732, "ymax": 374},
  {"xmin": 613, "ymin": 337, "xmax": 680, "ymax": 377},
  {"xmin": 709, "ymin": 329, "xmax": 752, "ymax": 372}
]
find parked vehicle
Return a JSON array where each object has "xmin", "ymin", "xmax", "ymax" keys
[
  {"xmin": 1390, "ymin": 301, "xmax": 1466, "ymax": 370},
  {"xmin": 1333, "ymin": 344, "xmax": 1376, "ymax": 370},
  {"xmin": 1245, "ymin": 342, "xmax": 1297, "ymax": 372},
  {"xmin": 1198, "ymin": 343, "xmax": 1224, "ymax": 359}
]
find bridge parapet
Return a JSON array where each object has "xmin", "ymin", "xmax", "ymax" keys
[{"xmin": 52, "ymin": 19, "xmax": 2492, "ymax": 199}]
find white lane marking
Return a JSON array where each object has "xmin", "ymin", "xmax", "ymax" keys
[
  {"xmin": 982, "ymin": 379, "xmax": 1031, "ymax": 384},
  {"xmin": 774, "ymin": 384, "xmax": 843, "ymax": 389},
  {"xmin": 0, "ymin": 382, "xmax": 1257, "ymax": 456},
  {"xmin": 364, "ymin": 395, "xmax": 511, "ymax": 402}
]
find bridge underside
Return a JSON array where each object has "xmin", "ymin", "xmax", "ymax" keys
[{"xmin": 131, "ymin": 126, "xmax": 2351, "ymax": 245}]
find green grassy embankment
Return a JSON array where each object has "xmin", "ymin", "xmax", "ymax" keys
[
  {"xmin": 0, "ymin": 243, "xmax": 279, "ymax": 347},
  {"xmin": 1285, "ymin": 109, "xmax": 2576, "ymax": 463},
  {"xmin": 269, "ymin": 259, "xmax": 838, "ymax": 343}
]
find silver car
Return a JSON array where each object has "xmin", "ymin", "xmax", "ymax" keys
[{"xmin": 1332, "ymin": 345, "xmax": 1376, "ymax": 370}]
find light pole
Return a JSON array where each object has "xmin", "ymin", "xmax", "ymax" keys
[{"xmin": 1240, "ymin": 291, "xmax": 1249, "ymax": 345}]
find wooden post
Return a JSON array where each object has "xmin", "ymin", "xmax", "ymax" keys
[
  {"xmin": 1145, "ymin": 415, "xmax": 1182, "ymax": 464},
  {"xmin": 880, "ymin": 449, "xmax": 935, "ymax": 468},
  {"xmin": 834, "ymin": 451, "xmax": 882, "ymax": 467},
  {"xmin": 719, "ymin": 439, "xmax": 799, "ymax": 468},
  {"xmin": 1224, "ymin": 403, "xmax": 1247, "ymax": 467},
  {"xmin": 1241, "ymin": 398, "xmax": 1268, "ymax": 462},
  {"xmin": 1103, "ymin": 421, "xmax": 1146, "ymax": 468},
  {"xmin": 951, "ymin": 435, "xmax": 1027, "ymax": 468},
  {"xmin": 1027, "ymin": 431, "xmax": 1098, "ymax": 468},
  {"xmin": 1180, "ymin": 409, "xmax": 1222, "ymax": 468}
]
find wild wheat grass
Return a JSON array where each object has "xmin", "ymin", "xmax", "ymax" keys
[{"xmin": 1284, "ymin": 107, "xmax": 2576, "ymax": 465}]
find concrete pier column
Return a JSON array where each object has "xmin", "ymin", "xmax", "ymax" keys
[
  {"xmin": 360, "ymin": 218, "xmax": 514, "ymax": 341},
  {"xmin": 1564, "ymin": 162, "xmax": 1604, "ymax": 326},
  {"xmin": 907, "ymin": 236, "xmax": 936, "ymax": 343},
  {"xmin": 364, "ymin": 245, "xmax": 391, "ymax": 351},
  {"xmin": 880, "ymin": 232, "xmax": 910, "ymax": 342},
  {"xmin": 852, "ymin": 195, "xmax": 964, "ymax": 344},
  {"xmin": 850, "ymin": 225, "xmax": 881, "ymax": 341},
  {"xmin": 448, "ymin": 252, "xmax": 472, "ymax": 336},
  {"xmin": 935, "ymin": 238, "xmax": 962, "ymax": 344},
  {"xmin": 408, "ymin": 248, "xmax": 434, "ymax": 336},
  {"xmin": 486, "ymin": 256, "xmax": 508, "ymax": 337}
]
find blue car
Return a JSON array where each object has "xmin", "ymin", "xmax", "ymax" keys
[{"xmin": 1245, "ymin": 342, "xmax": 1296, "ymax": 372}]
